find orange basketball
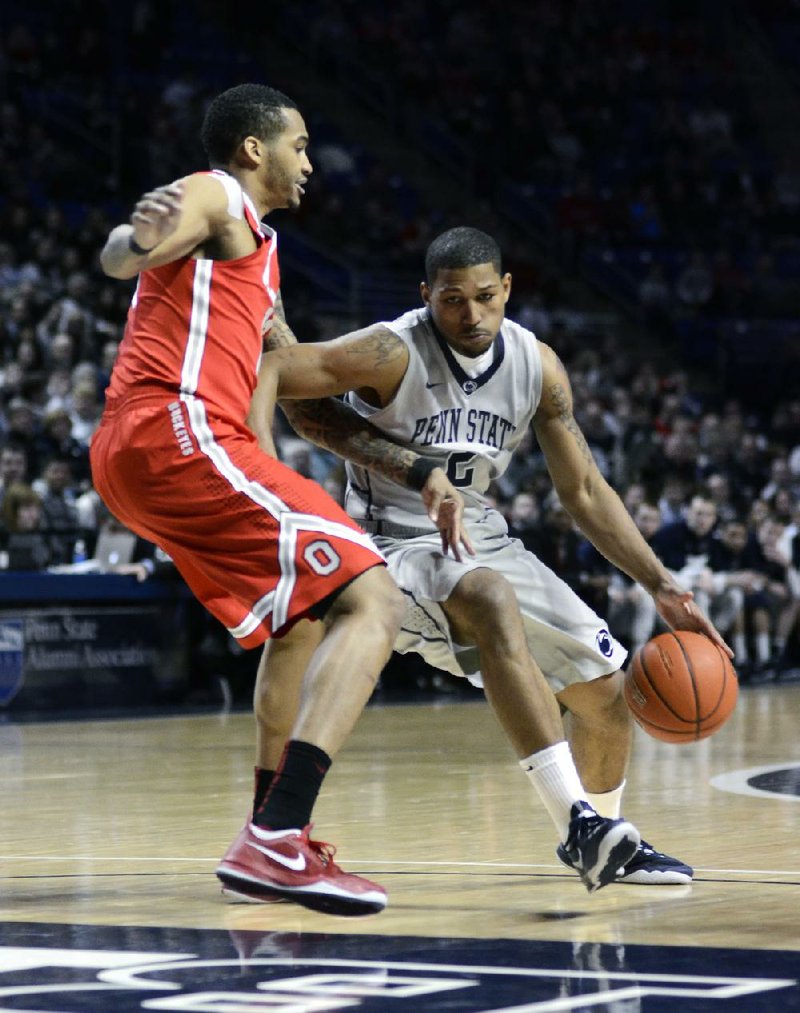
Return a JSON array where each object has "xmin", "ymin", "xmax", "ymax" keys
[{"xmin": 624, "ymin": 630, "xmax": 738, "ymax": 743}]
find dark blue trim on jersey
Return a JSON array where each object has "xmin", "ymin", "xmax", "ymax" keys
[
  {"xmin": 428, "ymin": 312, "xmax": 506, "ymax": 395},
  {"xmin": 348, "ymin": 469, "xmax": 377, "ymax": 520}
]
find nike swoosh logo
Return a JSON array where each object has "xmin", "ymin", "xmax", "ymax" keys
[
  {"xmin": 247, "ymin": 840, "xmax": 307, "ymax": 871},
  {"xmin": 426, "ymin": 381, "xmax": 444, "ymax": 389}
]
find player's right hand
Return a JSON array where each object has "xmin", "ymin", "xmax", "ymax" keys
[
  {"xmin": 130, "ymin": 181, "xmax": 184, "ymax": 251},
  {"xmin": 421, "ymin": 469, "xmax": 475, "ymax": 563},
  {"xmin": 653, "ymin": 583, "xmax": 734, "ymax": 658}
]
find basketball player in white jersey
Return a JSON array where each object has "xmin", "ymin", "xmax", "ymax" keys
[{"xmin": 249, "ymin": 227, "xmax": 733, "ymax": 892}]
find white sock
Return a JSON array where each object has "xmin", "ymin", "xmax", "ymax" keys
[
  {"xmin": 755, "ymin": 632, "xmax": 771, "ymax": 664},
  {"xmin": 585, "ymin": 781, "xmax": 626, "ymax": 819},
  {"xmin": 519, "ymin": 740, "xmax": 587, "ymax": 842},
  {"xmin": 733, "ymin": 632, "xmax": 748, "ymax": 663}
]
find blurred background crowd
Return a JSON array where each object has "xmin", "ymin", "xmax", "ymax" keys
[{"xmin": 1, "ymin": 0, "xmax": 799, "ymax": 695}]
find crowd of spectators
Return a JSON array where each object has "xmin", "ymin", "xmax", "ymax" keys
[
  {"xmin": 262, "ymin": 0, "xmax": 800, "ymax": 395},
  {"xmin": 1, "ymin": 2, "xmax": 800, "ymax": 695}
]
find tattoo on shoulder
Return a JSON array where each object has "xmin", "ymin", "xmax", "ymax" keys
[
  {"xmin": 348, "ymin": 327, "xmax": 405, "ymax": 368},
  {"xmin": 264, "ymin": 294, "xmax": 299, "ymax": 351}
]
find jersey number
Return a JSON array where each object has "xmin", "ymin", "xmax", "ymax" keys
[
  {"xmin": 304, "ymin": 540, "xmax": 341, "ymax": 576},
  {"xmin": 446, "ymin": 452, "xmax": 475, "ymax": 488}
]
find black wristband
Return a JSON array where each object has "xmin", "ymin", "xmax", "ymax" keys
[
  {"xmin": 407, "ymin": 457, "xmax": 440, "ymax": 491},
  {"xmin": 128, "ymin": 234, "xmax": 155, "ymax": 256}
]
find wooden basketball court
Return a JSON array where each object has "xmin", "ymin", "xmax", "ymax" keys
[{"xmin": 1, "ymin": 681, "xmax": 799, "ymax": 1010}]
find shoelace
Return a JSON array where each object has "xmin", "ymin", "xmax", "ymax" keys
[{"xmin": 305, "ymin": 826, "xmax": 340, "ymax": 869}]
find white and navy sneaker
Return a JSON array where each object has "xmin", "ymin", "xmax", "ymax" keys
[
  {"xmin": 615, "ymin": 840, "xmax": 693, "ymax": 884},
  {"xmin": 559, "ymin": 802, "xmax": 640, "ymax": 893},
  {"xmin": 558, "ymin": 834, "xmax": 693, "ymax": 885}
]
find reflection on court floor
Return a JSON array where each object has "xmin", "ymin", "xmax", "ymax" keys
[{"xmin": 0, "ymin": 922, "xmax": 798, "ymax": 1011}]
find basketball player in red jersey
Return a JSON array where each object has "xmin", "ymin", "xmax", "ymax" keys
[{"xmin": 91, "ymin": 84, "xmax": 469, "ymax": 916}]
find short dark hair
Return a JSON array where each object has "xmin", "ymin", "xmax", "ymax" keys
[
  {"xmin": 201, "ymin": 84, "xmax": 298, "ymax": 164},
  {"xmin": 425, "ymin": 227, "xmax": 502, "ymax": 283}
]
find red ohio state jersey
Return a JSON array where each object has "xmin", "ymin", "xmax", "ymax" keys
[{"xmin": 105, "ymin": 170, "xmax": 279, "ymax": 424}]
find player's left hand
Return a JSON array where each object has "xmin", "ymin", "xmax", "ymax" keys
[
  {"xmin": 653, "ymin": 583, "xmax": 734, "ymax": 658},
  {"xmin": 422, "ymin": 468, "xmax": 475, "ymax": 562}
]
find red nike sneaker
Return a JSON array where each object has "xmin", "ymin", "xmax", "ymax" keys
[{"xmin": 215, "ymin": 823, "xmax": 387, "ymax": 916}]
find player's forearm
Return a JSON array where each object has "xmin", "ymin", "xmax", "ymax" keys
[
  {"xmin": 564, "ymin": 481, "xmax": 677, "ymax": 596},
  {"xmin": 279, "ymin": 397, "xmax": 423, "ymax": 487},
  {"xmin": 100, "ymin": 225, "xmax": 151, "ymax": 280}
]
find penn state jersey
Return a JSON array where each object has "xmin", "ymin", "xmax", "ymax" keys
[{"xmin": 344, "ymin": 307, "xmax": 543, "ymax": 529}]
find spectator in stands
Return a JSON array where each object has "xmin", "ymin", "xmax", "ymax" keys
[
  {"xmin": 730, "ymin": 431, "xmax": 771, "ymax": 506},
  {"xmin": 651, "ymin": 491, "xmax": 745, "ymax": 642},
  {"xmin": 762, "ymin": 456, "xmax": 800, "ymax": 504},
  {"xmin": 713, "ymin": 516, "xmax": 775, "ymax": 680},
  {"xmin": 43, "ymin": 367, "xmax": 72, "ymax": 414},
  {"xmin": 4, "ymin": 397, "xmax": 39, "ymax": 463},
  {"xmin": 0, "ymin": 481, "xmax": 51, "ymax": 570},
  {"xmin": 661, "ymin": 424, "xmax": 701, "ymax": 487},
  {"xmin": 33, "ymin": 407, "xmax": 91, "ymax": 487},
  {"xmin": 706, "ymin": 472, "xmax": 742, "ymax": 524},
  {"xmin": 532, "ymin": 497, "xmax": 598, "ymax": 611},
  {"xmin": 42, "ymin": 332, "xmax": 77, "ymax": 373},
  {"xmin": 755, "ymin": 514, "xmax": 799, "ymax": 679},
  {"xmin": 0, "ymin": 442, "xmax": 29, "ymax": 510},
  {"xmin": 507, "ymin": 491, "xmax": 541, "ymax": 554},
  {"xmin": 68, "ymin": 380, "xmax": 101, "ymax": 446},
  {"xmin": 622, "ymin": 482, "xmax": 647, "ymax": 515},
  {"xmin": 606, "ymin": 502, "xmax": 662, "ymax": 655},
  {"xmin": 31, "ymin": 455, "xmax": 79, "ymax": 563},
  {"xmin": 494, "ymin": 428, "xmax": 537, "ymax": 502}
]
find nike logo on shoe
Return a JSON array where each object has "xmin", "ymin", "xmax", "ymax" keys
[
  {"xmin": 425, "ymin": 381, "xmax": 444, "ymax": 388},
  {"xmin": 246, "ymin": 841, "xmax": 307, "ymax": 871}
]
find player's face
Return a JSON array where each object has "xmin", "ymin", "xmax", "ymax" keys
[
  {"xmin": 421, "ymin": 263, "xmax": 511, "ymax": 357},
  {"xmin": 264, "ymin": 107, "xmax": 313, "ymax": 210}
]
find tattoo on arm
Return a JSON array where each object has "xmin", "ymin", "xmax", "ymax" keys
[
  {"xmin": 341, "ymin": 328, "xmax": 406, "ymax": 370},
  {"xmin": 280, "ymin": 398, "xmax": 417, "ymax": 485},
  {"xmin": 264, "ymin": 292, "xmax": 300, "ymax": 351},
  {"xmin": 268, "ymin": 311, "xmax": 415, "ymax": 483},
  {"xmin": 547, "ymin": 354, "xmax": 594, "ymax": 465}
]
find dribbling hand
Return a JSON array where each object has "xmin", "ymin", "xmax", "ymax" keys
[{"xmin": 653, "ymin": 583, "xmax": 734, "ymax": 658}]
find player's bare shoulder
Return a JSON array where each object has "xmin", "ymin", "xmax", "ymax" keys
[
  {"xmin": 339, "ymin": 324, "xmax": 409, "ymax": 406},
  {"xmin": 188, "ymin": 173, "xmax": 255, "ymax": 258},
  {"xmin": 345, "ymin": 324, "xmax": 407, "ymax": 367},
  {"xmin": 534, "ymin": 341, "xmax": 577, "ymax": 420}
]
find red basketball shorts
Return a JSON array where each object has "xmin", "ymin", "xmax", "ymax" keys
[{"xmin": 90, "ymin": 396, "xmax": 385, "ymax": 647}]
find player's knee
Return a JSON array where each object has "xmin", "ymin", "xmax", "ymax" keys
[
  {"xmin": 369, "ymin": 577, "xmax": 406, "ymax": 637},
  {"xmin": 561, "ymin": 670, "xmax": 626, "ymax": 723},
  {"xmin": 331, "ymin": 567, "xmax": 405, "ymax": 639},
  {"xmin": 459, "ymin": 575, "xmax": 516, "ymax": 619},
  {"xmin": 455, "ymin": 571, "xmax": 518, "ymax": 632}
]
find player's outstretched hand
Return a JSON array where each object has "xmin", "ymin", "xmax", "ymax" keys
[
  {"xmin": 130, "ymin": 181, "xmax": 184, "ymax": 251},
  {"xmin": 653, "ymin": 583, "xmax": 734, "ymax": 658},
  {"xmin": 422, "ymin": 468, "xmax": 475, "ymax": 563}
]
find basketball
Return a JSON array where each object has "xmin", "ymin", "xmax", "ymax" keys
[{"xmin": 624, "ymin": 631, "xmax": 738, "ymax": 743}]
